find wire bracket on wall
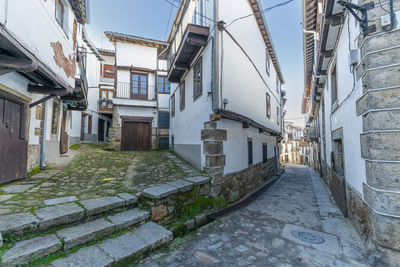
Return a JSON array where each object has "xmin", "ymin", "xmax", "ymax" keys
[{"xmin": 337, "ymin": 1, "xmax": 371, "ymax": 36}]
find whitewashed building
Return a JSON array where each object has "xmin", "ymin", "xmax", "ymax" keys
[
  {"xmin": 0, "ymin": 0, "xmax": 90, "ymax": 183},
  {"xmin": 105, "ymin": 32, "xmax": 171, "ymax": 151},
  {"xmin": 281, "ymin": 122, "xmax": 309, "ymax": 165},
  {"xmin": 167, "ymin": 0, "xmax": 285, "ymax": 202},
  {"xmin": 302, "ymin": 0, "xmax": 400, "ymax": 256}
]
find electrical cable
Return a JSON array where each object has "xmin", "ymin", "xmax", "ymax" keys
[
  {"xmin": 164, "ymin": 2, "xmax": 175, "ymax": 40},
  {"xmin": 379, "ymin": 0, "xmax": 396, "ymax": 32}
]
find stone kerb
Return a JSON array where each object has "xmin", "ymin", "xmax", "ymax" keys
[{"xmin": 140, "ymin": 176, "xmax": 211, "ymax": 225}]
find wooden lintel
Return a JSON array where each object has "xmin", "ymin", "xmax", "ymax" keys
[
  {"xmin": 28, "ymin": 84, "xmax": 69, "ymax": 96},
  {"xmin": 28, "ymin": 94, "xmax": 55, "ymax": 108}
]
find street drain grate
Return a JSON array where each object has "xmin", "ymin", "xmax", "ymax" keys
[{"xmin": 291, "ymin": 230, "xmax": 325, "ymax": 244}]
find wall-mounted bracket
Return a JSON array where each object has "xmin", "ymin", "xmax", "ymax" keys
[{"xmin": 337, "ymin": 1, "xmax": 369, "ymax": 35}]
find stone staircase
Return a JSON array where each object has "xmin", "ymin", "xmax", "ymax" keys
[{"xmin": 0, "ymin": 194, "xmax": 172, "ymax": 266}]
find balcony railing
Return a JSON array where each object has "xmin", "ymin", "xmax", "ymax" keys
[
  {"xmin": 115, "ymin": 82, "xmax": 155, "ymax": 101},
  {"xmin": 98, "ymin": 99, "xmax": 113, "ymax": 113}
]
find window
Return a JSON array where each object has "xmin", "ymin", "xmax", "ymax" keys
[
  {"xmin": 262, "ymin": 143, "xmax": 268, "ymax": 164},
  {"xmin": 131, "ymin": 73, "xmax": 147, "ymax": 99},
  {"xmin": 193, "ymin": 0, "xmax": 204, "ymax": 25},
  {"xmin": 158, "ymin": 112, "xmax": 170, "ymax": 129},
  {"xmin": 102, "ymin": 64, "xmax": 115, "ymax": 79},
  {"xmin": 266, "ymin": 50, "xmax": 270, "ymax": 75},
  {"xmin": 158, "ymin": 76, "xmax": 170, "ymax": 94},
  {"xmin": 193, "ymin": 58, "xmax": 202, "ymax": 100},
  {"xmin": 171, "ymin": 94, "xmax": 175, "ymax": 117},
  {"xmin": 331, "ymin": 63, "xmax": 338, "ymax": 105},
  {"xmin": 266, "ymin": 93, "xmax": 271, "ymax": 118},
  {"xmin": 180, "ymin": 82, "xmax": 185, "ymax": 111},
  {"xmin": 277, "ymin": 106, "xmax": 280, "ymax": 125},
  {"xmin": 55, "ymin": 0, "xmax": 64, "ymax": 28},
  {"xmin": 51, "ymin": 101, "xmax": 60, "ymax": 135},
  {"xmin": 248, "ymin": 139, "xmax": 253, "ymax": 165}
]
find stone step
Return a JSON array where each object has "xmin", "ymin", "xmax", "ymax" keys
[
  {"xmin": 0, "ymin": 193, "xmax": 137, "ymax": 238},
  {"xmin": 0, "ymin": 208, "xmax": 150, "ymax": 267},
  {"xmin": 50, "ymin": 222, "xmax": 173, "ymax": 266}
]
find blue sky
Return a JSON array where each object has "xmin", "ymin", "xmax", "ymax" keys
[{"xmin": 87, "ymin": 0, "xmax": 305, "ymax": 125}]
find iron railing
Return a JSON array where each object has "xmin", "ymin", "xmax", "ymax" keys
[{"xmin": 115, "ymin": 82, "xmax": 155, "ymax": 101}]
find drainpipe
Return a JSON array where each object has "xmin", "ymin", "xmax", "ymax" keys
[
  {"xmin": 40, "ymin": 98, "xmax": 48, "ymax": 169},
  {"xmin": 212, "ymin": 0, "xmax": 220, "ymax": 112},
  {"xmin": 156, "ymin": 44, "xmax": 170, "ymax": 148}
]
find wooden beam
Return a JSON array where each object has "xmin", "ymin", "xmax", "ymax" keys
[
  {"xmin": 0, "ymin": 67, "xmax": 14, "ymax": 76},
  {"xmin": 28, "ymin": 94, "xmax": 55, "ymax": 108},
  {"xmin": 0, "ymin": 54, "xmax": 37, "ymax": 71},
  {"xmin": 28, "ymin": 84, "xmax": 69, "ymax": 95}
]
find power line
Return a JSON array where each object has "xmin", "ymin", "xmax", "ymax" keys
[
  {"xmin": 225, "ymin": 0, "xmax": 295, "ymax": 28},
  {"xmin": 164, "ymin": 2, "xmax": 175, "ymax": 39},
  {"xmin": 163, "ymin": 0, "xmax": 217, "ymax": 24}
]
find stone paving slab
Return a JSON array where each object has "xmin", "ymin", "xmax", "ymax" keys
[
  {"xmin": 1, "ymin": 234, "xmax": 61, "ymax": 266},
  {"xmin": 1, "ymin": 184, "xmax": 37, "ymax": 193},
  {"xmin": 107, "ymin": 209, "xmax": 149, "ymax": 229},
  {"xmin": 117, "ymin": 193, "xmax": 137, "ymax": 205},
  {"xmin": 142, "ymin": 184, "xmax": 179, "ymax": 199},
  {"xmin": 44, "ymin": 196, "xmax": 78, "ymax": 206},
  {"xmin": 0, "ymin": 232, "xmax": 3, "ymax": 247},
  {"xmin": 0, "ymin": 195, "xmax": 14, "ymax": 202},
  {"xmin": 34, "ymin": 203, "xmax": 85, "ymax": 230},
  {"xmin": 132, "ymin": 222, "xmax": 173, "ymax": 249},
  {"xmin": 57, "ymin": 218, "xmax": 115, "ymax": 250},
  {"xmin": 167, "ymin": 180, "xmax": 194, "ymax": 192},
  {"xmin": 50, "ymin": 245, "xmax": 114, "ymax": 267},
  {"xmin": 184, "ymin": 176, "xmax": 210, "ymax": 185},
  {"xmin": 97, "ymin": 232, "xmax": 147, "ymax": 263},
  {"xmin": 0, "ymin": 212, "xmax": 39, "ymax": 235},
  {"xmin": 80, "ymin": 196, "xmax": 126, "ymax": 216}
]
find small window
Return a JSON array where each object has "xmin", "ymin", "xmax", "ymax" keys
[
  {"xmin": 266, "ymin": 50, "xmax": 270, "ymax": 75},
  {"xmin": 262, "ymin": 143, "xmax": 268, "ymax": 164},
  {"xmin": 193, "ymin": 58, "xmax": 202, "ymax": 100},
  {"xmin": 158, "ymin": 76, "xmax": 170, "ymax": 94},
  {"xmin": 331, "ymin": 63, "xmax": 338, "ymax": 104},
  {"xmin": 180, "ymin": 82, "xmax": 185, "ymax": 111},
  {"xmin": 158, "ymin": 112, "xmax": 170, "ymax": 129},
  {"xmin": 55, "ymin": 0, "xmax": 64, "ymax": 28},
  {"xmin": 248, "ymin": 139, "xmax": 253, "ymax": 165},
  {"xmin": 51, "ymin": 101, "xmax": 60, "ymax": 135},
  {"xmin": 266, "ymin": 93, "xmax": 271, "ymax": 118},
  {"xmin": 171, "ymin": 94, "xmax": 175, "ymax": 117},
  {"xmin": 277, "ymin": 106, "xmax": 280, "ymax": 125}
]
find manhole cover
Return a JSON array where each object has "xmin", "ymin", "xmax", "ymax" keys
[{"xmin": 291, "ymin": 230, "xmax": 325, "ymax": 244}]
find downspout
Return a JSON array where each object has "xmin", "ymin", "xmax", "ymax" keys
[
  {"xmin": 212, "ymin": 0, "xmax": 220, "ymax": 112},
  {"xmin": 156, "ymin": 44, "xmax": 170, "ymax": 148},
  {"xmin": 40, "ymin": 98, "xmax": 49, "ymax": 169}
]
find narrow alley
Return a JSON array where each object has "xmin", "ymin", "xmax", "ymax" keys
[{"xmin": 139, "ymin": 165, "xmax": 375, "ymax": 266}]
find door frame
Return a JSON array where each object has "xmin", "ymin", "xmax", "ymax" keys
[
  {"xmin": 0, "ymin": 89, "xmax": 27, "ymax": 140},
  {"xmin": 120, "ymin": 116, "xmax": 152, "ymax": 151},
  {"xmin": 130, "ymin": 72, "xmax": 148, "ymax": 100}
]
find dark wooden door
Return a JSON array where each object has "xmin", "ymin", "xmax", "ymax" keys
[
  {"xmin": 80, "ymin": 114, "xmax": 85, "ymax": 141},
  {"xmin": 0, "ymin": 94, "xmax": 27, "ymax": 184},
  {"xmin": 60, "ymin": 109, "xmax": 68, "ymax": 154},
  {"xmin": 98, "ymin": 119, "xmax": 105, "ymax": 142},
  {"xmin": 121, "ymin": 121, "xmax": 151, "ymax": 151}
]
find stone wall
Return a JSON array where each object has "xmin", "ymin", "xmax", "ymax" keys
[
  {"xmin": 27, "ymin": 145, "xmax": 39, "ymax": 171},
  {"xmin": 108, "ymin": 107, "xmax": 121, "ymax": 150}
]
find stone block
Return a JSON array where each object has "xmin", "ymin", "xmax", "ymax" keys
[
  {"xmin": 0, "ymin": 212, "xmax": 39, "ymax": 236},
  {"xmin": 107, "ymin": 209, "xmax": 150, "ymax": 229},
  {"xmin": 363, "ymin": 183, "xmax": 400, "ymax": 216},
  {"xmin": 204, "ymin": 121, "xmax": 217, "ymax": 129},
  {"xmin": 185, "ymin": 219, "xmax": 195, "ymax": 230},
  {"xmin": 1, "ymin": 235, "xmax": 61, "ymax": 266},
  {"xmin": 132, "ymin": 222, "xmax": 173, "ymax": 249},
  {"xmin": 35, "ymin": 203, "xmax": 84, "ymax": 231},
  {"xmin": 372, "ymin": 211, "xmax": 400, "ymax": 251},
  {"xmin": 203, "ymin": 141, "xmax": 223, "ymax": 154},
  {"xmin": 167, "ymin": 180, "xmax": 193, "ymax": 192},
  {"xmin": 201, "ymin": 129, "xmax": 227, "ymax": 141},
  {"xmin": 195, "ymin": 214, "xmax": 208, "ymax": 227},
  {"xmin": 44, "ymin": 196, "xmax": 78, "ymax": 206},
  {"xmin": 356, "ymin": 88, "xmax": 400, "ymax": 116},
  {"xmin": 142, "ymin": 184, "xmax": 178, "ymax": 199},
  {"xmin": 97, "ymin": 232, "xmax": 147, "ymax": 263},
  {"xmin": 357, "ymin": 47, "xmax": 400, "ymax": 80},
  {"xmin": 360, "ymin": 28, "xmax": 400, "ymax": 56},
  {"xmin": 57, "ymin": 218, "xmax": 115, "ymax": 250},
  {"xmin": 151, "ymin": 204, "xmax": 168, "ymax": 221},
  {"xmin": 184, "ymin": 176, "xmax": 211, "ymax": 185},
  {"xmin": 366, "ymin": 160, "xmax": 400, "ymax": 191},
  {"xmin": 361, "ymin": 132, "xmax": 400, "ymax": 161},
  {"xmin": 363, "ymin": 110, "xmax": 400, "ymax": 131},
  {"xmin": 117, "ymin": 193, "xmax": 137, "ymax": 206},
  {"xmin": 0, "ymin": 232, "xmax": 3, "ymax": 248},
  {"xmin": 80, "ymin": 196, "xmax": 126, "ymax": 216},
  {"xmin": 362, "ymin": 65, "xmax": 400, "ymax": 92},
  {"xmin": 205, "ymin": 155, "xmax": 226, "ymax": 167},
  {"xmin": 51, "ymin": 245, "xmax": 113, "ymax": 267},
  {"xmin": 1, "ymin": 184, "xmax": 36, "ymax": 193}
]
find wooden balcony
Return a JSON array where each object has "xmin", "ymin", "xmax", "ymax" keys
[{"xmin": 167, "ymin": 24, "xmax": 210, "ymax": 83}]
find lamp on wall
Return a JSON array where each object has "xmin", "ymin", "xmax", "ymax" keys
[{"xmin": 223, "ymin": 98, "xmax": 228, "ymax": 110}]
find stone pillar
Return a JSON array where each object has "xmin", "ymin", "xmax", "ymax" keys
[
  {"xmin": 356, "ymin": 4, "xmax": 400, "ymax": 251},
  {"xmin": 108, "ymin": 106, "xmax": 121, "ymax": 150},
  {"xmin": 201, "ymin": 121, "xmax": 227, "ymax": 188}
]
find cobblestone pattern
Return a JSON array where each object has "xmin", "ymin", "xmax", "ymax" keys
[{"xmin": 138, "ymin": 165, "xmax": 377, "ymax": 266}]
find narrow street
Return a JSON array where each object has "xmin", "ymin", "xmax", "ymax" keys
[{"xmin": 139, "ymin": 165, "xmax": 374, "ymax": 266}]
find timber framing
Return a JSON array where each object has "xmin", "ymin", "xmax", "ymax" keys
[{"xmin": 105, "ymin": 31, "xmax": 168, "ymax": 49}]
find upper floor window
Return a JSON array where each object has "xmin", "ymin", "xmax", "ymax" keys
[
  {"xmin": 180, "ymin": 82, "xmax": 185, "ymax": 111},
  {"xmin": 192, "ymin": 0, "xmax": 204, "ymax": 26},
  {"xmin": 266, "ymin": 93, "xmax": 271, "ymax": 118},
  {"xmin": 248, "ymin": 139, "xmax": 253, "ymax": 165},
  {"xmin": 193, "ymin": 58, "xmax": 202, "ymax": 100},
  {"xmin": 266, "ymin": 50, "xmax": 270, "ymax": 75},
  {"xmin": 158, "ymin": 76, "xmax": 170, "ymax": 94},
  {"xmin": 55, "ymin": 0, "xmax": 68, "ymax": 35},
  {"xmin": 171, "ymin": 94, "xmax": 175, "ymax": 117},
  {"xmin": 262, "ymin": 143, "xmax": 268, "ymax": 164},
  {"xmin": 102, "ymin": 64, "xmax": 115, "ymax": 79},
  {"xmin": 131, "ymin": 73, "xmax": 148, "ymax": 100},
  {"xmin": 331, "ymin": 63, "xmax": 338, "ymax": 105}
]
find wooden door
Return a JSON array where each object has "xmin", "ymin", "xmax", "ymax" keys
[
  {"xmin": 60, "ymin": 109, "xmax": 68, "ymax": 154},
  {"xmin": 80, "ymin": 113, "xmax": 85, "ymax": 141},
  {"xmin": 98, "ymin": 119, "xmax": 104, "ymax": 142},
  {"xmin": 0, "ymin": 93, "xmax": 27, "ymax": 184},
  {"xmin": 121, "ymin": 121, "xmax": 151, "ymax": 151}
]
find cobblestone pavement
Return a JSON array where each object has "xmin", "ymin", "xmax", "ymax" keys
[
  {"xmin": 139, "ymin": 165, "xmax": 377, "ymax": 267},
  {"xmin": 0, "ymin": 144, "xmax": 200, "ymax": 215}
]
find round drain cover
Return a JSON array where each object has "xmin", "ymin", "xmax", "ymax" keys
[{"xmin": 291, "ymin": 230, "xmax": 325, "ymax": 244}]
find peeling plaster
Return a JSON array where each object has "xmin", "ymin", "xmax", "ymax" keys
[{"xmin": 50, "ymin": 41, "xmax": 75, "ymax": 78}]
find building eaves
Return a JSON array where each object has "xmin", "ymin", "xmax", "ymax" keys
[
  {"xmin": 82, "ymin": 27, "xmax": 103, "ymax": 61},
  {"xmin": 97, "ymin": 48, "xmax": 115, "ymax": 57},
  {"xmin": 105, "ymin": 31, "xmax": 169, "ymax": 48}
]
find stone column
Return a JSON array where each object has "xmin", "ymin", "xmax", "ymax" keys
[{"xmin": 356, "ymin": 3, "xmax": 400, "ymax": 251}]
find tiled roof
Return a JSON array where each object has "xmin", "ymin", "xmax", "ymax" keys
[{"xmin": 105, "ymin": 31, "xmax": 169, "ymax": 48}]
